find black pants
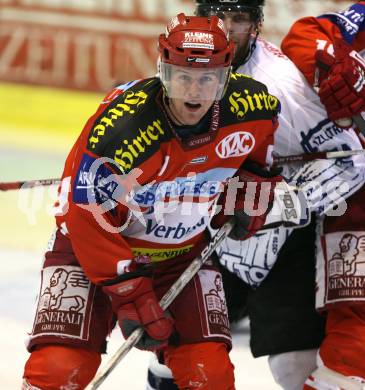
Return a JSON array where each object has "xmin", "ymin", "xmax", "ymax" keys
[{"xmin": 219, "ymin": 218, "xmax": 326, "ymax": 357}]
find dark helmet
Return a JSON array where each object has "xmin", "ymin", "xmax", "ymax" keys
[{"xmin": 195, "ymin": 0, "xmax": 265, "ymax": 25}]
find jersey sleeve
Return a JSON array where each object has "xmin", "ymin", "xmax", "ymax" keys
[
  {"xmin": 66, "ymin": 189, "xmax": 135, "ymax": 285},
  {"xmin": 281, "ymin": 16, "xmax": 342, "ymax": 86},
  {"xmin": 246, "ymin": 91, "xmax": 280, "ymax": 167},
  {"xmin": 281, "ymin": 1, "xmax": 365, "ymax": 86},
  {"xmin": 59, "ymin": 82, "xmax": 157, "ymax": 285},
  {"xmin": 246, "ymin": 120, "xmax": 277, "ymax": 167},
  {"xmin": 63, "ymin": 134, "xmax": 138, "ymax": 285}
]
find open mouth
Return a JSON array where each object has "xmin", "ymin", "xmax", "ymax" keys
[{"xmin": 184, "ymin": 102, "xmax": 202, "ymax": 111}]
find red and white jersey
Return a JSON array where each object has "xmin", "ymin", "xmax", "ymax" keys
[
  {"xmin": 55, "ymin": 75, "xmax": 278, "ymax": 284},
  {"xmin": 281, "ymin": 1, "xmax": 365, "ymax": 87}
]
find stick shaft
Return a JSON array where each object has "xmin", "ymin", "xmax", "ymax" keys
[
  {"xmin": 0, "ymin": 178, "xmax": 60, "ymax": 191},
  {"xmin": 272, "ymin": 149, "xmax": 365, "ymax": 166},
  {"xmin": 1, "ymin": 147, "xmax": 364, "ymax": 192},
  {"xmin": 87, "ymin": 220, "xmax": 234, "ymax": 390}
]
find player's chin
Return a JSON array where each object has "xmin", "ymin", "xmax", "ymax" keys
[{"xmin": 181, "ymin": 112, "xmax": 203, "ymax": 125}]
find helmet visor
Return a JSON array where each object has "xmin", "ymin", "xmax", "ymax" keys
[{"xmin": 160, "ymin": 63, "xmax": 231, "ymax": 101}]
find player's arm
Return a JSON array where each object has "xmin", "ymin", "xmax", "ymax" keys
[
  {"xmin": 281, "ymin": 3, "xmax": 365, "ymax": 125},
  {"xmin": 66, "ymin": 152, "xmax": 173, "ymax": 350},
  {"xmin": 210, "ymin": 153, "xmax": 365, "ymax": 240},
  {"xmin": 281, "ymin": 2, "xmax": 365, "ymax": 86},
  {"xmin": 281, "ymin": 15, "xmax": 342, "ymax": 86},
  {"xmin": 61, "ymin": 99, "xmax": 173, "ymax": 351}
]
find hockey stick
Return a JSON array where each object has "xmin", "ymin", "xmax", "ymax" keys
[
  {"xmin": 87, "ymin": 219, "xmax": 235, "ymax": 390},
  {"xmin": 272, "ymin": 149, "xmax": 365, "ymax": 166},
  {"xmin": 1, "ymin": 149, "xmax": 364, "ymax": 191},
  {"xmin": 0, "ymin": 178, "xmax": 60, "ymax": 191}
]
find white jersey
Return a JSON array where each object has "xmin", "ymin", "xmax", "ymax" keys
[{"xmin": 217, "ymin": 38, "xmax": 365, "ymax": 287}]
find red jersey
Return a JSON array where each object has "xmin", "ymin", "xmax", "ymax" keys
[
  {"xmin": 56, "ymin": 75, "xmax": 279, "ymax": 284},
  {"xmin": 281, "ymin": 1, "xmax": 365, "ymax": 86}
]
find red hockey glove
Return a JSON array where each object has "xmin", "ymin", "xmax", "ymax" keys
[
  {"xmin": 103, "ymin": 276, "xmax": 173, "ymax": 351},
  {"xmin": 211, "ymin": 162, "xmax": 283, "ymax": 240},
  {"xmin": 316, "ymin": 41, "xmax": 365, "ymax": 124}
]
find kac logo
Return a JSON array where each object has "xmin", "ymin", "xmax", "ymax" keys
[{"xmin": 215, "ymin": 131, "xmax": 255, "ymax": 158}]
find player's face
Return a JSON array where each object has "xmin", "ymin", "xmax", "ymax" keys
[
  {"xmin": 168, "ymin": 68, "xmax": 220, "ymax": 125},
  {"xmin": 217, "ymin": 12, "xmax": 255, "ymax": 55}
]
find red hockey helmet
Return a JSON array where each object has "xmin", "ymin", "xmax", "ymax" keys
[
  {"xmin": 159, "ymin": 13, "xmax": 235, "ymax": 100},
  {"xmin": 158, "ymin": 13, "xmax": 235, "ymax": 68}
]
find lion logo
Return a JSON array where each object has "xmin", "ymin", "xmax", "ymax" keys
[
  {"xmin": 206, "ymin": 274, "xmax": 227, "ymax": 315},
  {"xmin": 39, "ymin": 268, "xmax": 89, "ymax": 312},
  {"xmin": 329, "ymin": 234, "xmax": 365, "ymax": 276}
]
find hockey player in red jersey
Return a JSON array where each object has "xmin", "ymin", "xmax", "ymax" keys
[
  {"xmin": 22, "ymin": 13, "xmax": 285, "ymax": 390},
  {"xmin": 282, "ymin": 2, "xmax": 365, "ymax": 389}
]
